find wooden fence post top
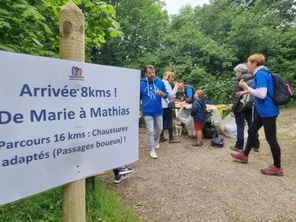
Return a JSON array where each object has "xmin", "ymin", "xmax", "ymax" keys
[
  {"xmin": 59, "ymin": 0, "xmax": 85, "ymax": 61},
  {"xmin": 60, "ymin": 0, "xmax": 83, "ymax": 14}
]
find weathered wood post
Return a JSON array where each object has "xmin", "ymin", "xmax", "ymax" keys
[{"xmin": 59, "ymin": 1, "xmax": 86, "ymax": 221}]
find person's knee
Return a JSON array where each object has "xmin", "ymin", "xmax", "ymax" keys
[
  {"xmin": 156, "ymin": 127, "xmax": 163, "ymax": 135},
  {"xmin": 247, "ymin": 127, "xmax": 257, "ymax": 136},
  {"xmin": 265, "ymin": 135, "xmax": 278, "ymax": 145},
  {"xmin": 146, "ymin": 126, "xmax": 154, "ymax": 136}
]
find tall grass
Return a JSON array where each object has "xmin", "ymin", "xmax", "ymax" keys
[{"xmin": 0, "ymin": 178, "xmax": 141, "ymax": 222}]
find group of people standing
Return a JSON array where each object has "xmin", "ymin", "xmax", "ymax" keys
[
  {"xmin": 139, "ymin": 64, "xmax": 219, "ymax": 152},
  {"xmin": 139, "ymin": 65, "xmax": 203, "ymax": 159},
  {"xmin": 139, "ymin": 53, "xmax": 283, "ymax": 177}
]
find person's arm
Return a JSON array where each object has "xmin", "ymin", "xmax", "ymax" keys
[
  {"xmin": 190, "ymin": 102, "xmax": 198, "ymax": 116},
  {"xmin": 140, "ymin": 82, "xmax": 143, "ymax": 101},
  {"xmin": 160, "ymin": 81, "xmax": 168, "ymax": 99},
  {"xmin": 163, "ymin": 80, "xmax": 177, "ymax": 99},
  {"xmin": 185, "ymin": 87, "xmax": 194, "ymax": 103},
  {"xmin": 247, "ymin": 87, "xmax": 267, "ymax": 99},
  {"xmin": 240, "ymin": 74, "xmax": 267, "ymax": 99},
  {"xmin": 231, "ymin": 81, "xmax": 241, "ymax": 113},
  {"xmin": 171, "ymin": 84, "xmax": 178, "ymax": 97}
]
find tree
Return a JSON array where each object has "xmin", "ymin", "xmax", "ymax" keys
[
  {"xmin": 0, "ymin": 0, "xmax": 122, "ymax": 59},
  {"xmin": 91, "ymin": 0, "xmax": 169, "ymax": 66}
]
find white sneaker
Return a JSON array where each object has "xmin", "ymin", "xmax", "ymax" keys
[
  {"xmin": 150, "ymin": 150, "xmax": 158, "ymax": 159},
  {"xmin": 155, "ymin": 142, "xmax": 160, "ymax": 149}
]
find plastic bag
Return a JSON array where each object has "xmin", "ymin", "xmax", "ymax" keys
[
  {"xmin": 211, "ymin": 108, "xmax": 222, "ymax": 124},
  {"xmin": 176, "ymin": 108, "xmax": 196, "ymax": 137},
  {"xmin": 220, "ymin": 113, "xmax": 248, "ymax": 138},
  {"xmin": 203, "ymin": 122, "xmax": 217, "ymax": 139}
]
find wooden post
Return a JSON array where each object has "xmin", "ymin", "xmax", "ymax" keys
[{"xmin": 59, "ymin": 1, "xmax": 86, "ymax": 222}]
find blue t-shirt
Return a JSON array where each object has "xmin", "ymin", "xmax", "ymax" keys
[
  {"xmin": 253, "ymin": 69, "xmax": 279, "ymax": 118},
  {"xmin": 140, "ymin": 77, "xmax": 168, "ymax": 117}
]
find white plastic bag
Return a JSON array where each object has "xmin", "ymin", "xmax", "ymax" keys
[
  {"xmin": 176, "ymin": 108, "xmax": 196, "ymax": 137},
  {"xmin": 220, "ymin": 113, "xmax": 248, "ymax": 138},
  {"xmin": 211, "ymin": 108, "xmax": 222, "ymax": 124}
]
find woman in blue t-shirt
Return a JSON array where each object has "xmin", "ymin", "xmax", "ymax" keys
[{"xmin": 230, "ymin": 54, "xmax": 283, "ymax": 176}]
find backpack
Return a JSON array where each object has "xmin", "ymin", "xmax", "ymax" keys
[
  {"xmin": 270, "ymin": 74, "xmax": 293, "ymax": 105},
  {"xmin": 211, "ymin": 134, "xmax": 224, "ymax": 148},
  {"xmin": 260, "ymin": 68, "xmax": 293, "ymax": 106},
  {"xmin": 183, "ymin": 84, "xmax": 196, "ymax": 103},
  {"xmin": 240, "ymin": 76, "xmax": 254, "ymax": 109}
]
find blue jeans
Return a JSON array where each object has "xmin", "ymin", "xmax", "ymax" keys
[
  {"xmin": 235, "ymin": 108, "xmax": 259, "ymax": 150},
  {"xmin": 144, "ymin": 116, "xmax": 163, "ymax": 151}
]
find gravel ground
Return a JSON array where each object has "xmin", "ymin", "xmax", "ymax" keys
[{"xmin": 112, "ymin": 108, "xmax": 296, "ymax": 222}]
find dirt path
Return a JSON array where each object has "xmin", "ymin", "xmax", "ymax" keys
[{"xmin": 117, "ymin": 108, "xmax": 296, "ymax": 222}]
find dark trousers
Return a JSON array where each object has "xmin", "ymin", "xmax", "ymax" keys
[
  {"xmin": 235, "ymin": 108, "xmax": 259, "ymax": 149},
  {"xmin": 160, "ymin": 108, "xmax": 174, "ymax": 140},
  {"xmin": 113, "ymin": 168, "xmax": 119, "ymax": 176},
  {"xmin": 243, "ymin": 115, "xmax": 281, "ymax": 168}
]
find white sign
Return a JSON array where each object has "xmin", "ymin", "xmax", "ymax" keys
[{"xmin": 0, "ymin": 51, "xmax": 140, "ymax": 205}]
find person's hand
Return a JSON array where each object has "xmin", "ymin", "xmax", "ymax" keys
[
  {"xmin": 239, "ymin": 79, "xmax": 249, "ymax": 90},
  {"xmin": 156, "ymin": 90, "xmax": 166, "ymax": 97},
  {"xmin": 179, "ymin": 101, "xmax": 186, "ymax": 107},
  {"xmin": 231, "ymin": 112, "xmax": 235, "ymax": 117},
  {"xmin": 236, "ymin": 91, "xmax": 248, "ymax": 97}
]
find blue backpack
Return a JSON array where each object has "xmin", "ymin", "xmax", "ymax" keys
[{"xmin": 211, "ymin": 134, "xmax": 224, "ymax": 148}]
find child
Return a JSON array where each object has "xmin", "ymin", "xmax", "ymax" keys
[{"xmin": 190, "ymin": 90, "xmax": 207, "ymax": 146}]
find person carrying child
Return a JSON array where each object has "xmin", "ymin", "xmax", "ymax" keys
[{"xmin": 190, "ymin": 90, "xmax": 207, "ymax": 146}]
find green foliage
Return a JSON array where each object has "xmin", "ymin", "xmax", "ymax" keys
[
  {"xmin": 97, "ymin": 0, "xmax": 296, "ymax": 105},
  {"xmin": 92, "ymin": 0, "xmax": 169, "ymax": 66},
  {"xmin": 1, "ymin": 0, "xmax": 296, "ymax": 105},
  {"xmin": 0, "ymin": 179, "xmax": 140, "ymax": 222},
  {"xmin": 0, "ymin": 0, "xmax": 122, "ymax": 59}
]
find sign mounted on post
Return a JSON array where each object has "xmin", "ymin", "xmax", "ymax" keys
[{"xmin": 0, "ymin": 51, "xmax": 140, "ymax": 205}]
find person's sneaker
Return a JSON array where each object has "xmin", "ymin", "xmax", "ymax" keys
[
  {"xmin": 150, "ymin": 150, "xmax": 158, "ymax": 159},
  {"xmin": 119, "ymin": 166, "xmax": 133, "ymax": 175},
  {"xmin": 252, "ymin": 148, "xmax": 259, "ymax": 152},
  {"xmin": 114, "ymin": 174, "xmax": 126, "ymax": 184},
  {"xmin": 155, "ymin": 142, "xmax": 160, "ymax": 149},
  {"xmin": 159, "ymin": 138, "xmax": 168, "ymax": 143},
  {"xmin": 261, "ymin": 165, "xmax": 283, "ymax": 176},
  {"xmin": 229, "ymin": 145, "xmax": 243, "ymax": 152},
  {"xmin": 230, "ymin": 151, "xmax": 248, "ymax": 163},
  {"xmin": 169, "ymin": 138, "xmax": 180, "ymax": 143}
]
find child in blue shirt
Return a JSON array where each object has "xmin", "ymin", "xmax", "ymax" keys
[{"xmin": 190, "ymin": 90, "xmax": 207, "ymax": 146}]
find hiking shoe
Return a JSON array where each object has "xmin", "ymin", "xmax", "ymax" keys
[
  {"xmin": 229, "ymin": 145, "xmax": 243, "ymax": 152},
  {"xmin": 150, "ymin": 150, "xmax": 158, "ymax": 159},
  {"xmin": 159, "ymin": 138, "xmax": 168, "ymax": 143},
  {"xmin": 114, "ymin": 175, "xmax": 126, "ymax": 184},
  {"xmin": 261, "ymin": 165, "xmax": 283, "ymax": 176},
  {"xmin": 230, "ymin": 151, "xmax": 248, "ymax": 163},
  {"xmin": 169, "ymin": 138, "xmax": 180, "ymax": 143},
  {"xmin": 155, "ymin": 142, "xmax": 160, "ymax": 149},
  {"xmin": 119, "ymin": 166, "xmax": 133, "ymax": 175}
]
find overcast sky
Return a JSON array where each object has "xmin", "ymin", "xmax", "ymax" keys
[{"xmin": 164, "ymin": 0, "xmax": 209, "ymax": 14}]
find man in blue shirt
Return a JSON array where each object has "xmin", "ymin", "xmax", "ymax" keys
[
  {"xmin": 178, "ymin": 83, "xmax": 196, "ymax": 103},
  {"xmin": 140, "ymin": 65, "xmax": 168, "ymax": 159}
]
